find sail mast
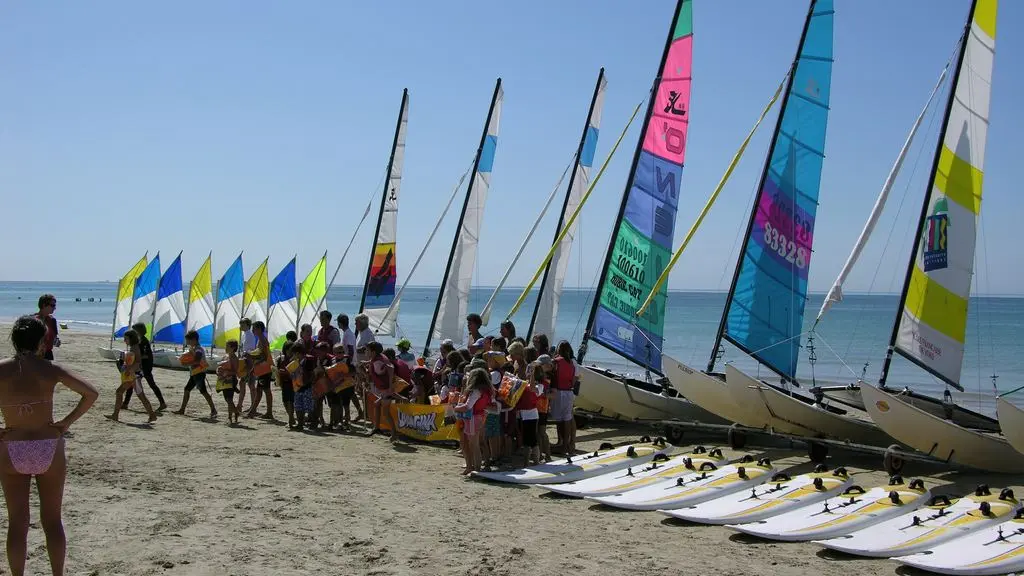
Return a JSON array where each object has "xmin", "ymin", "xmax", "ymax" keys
[
  {"xmin": 579, "ymin": 0, "xmax": 687, "ymax": 370},
  {"xmin": 423, "ymin": 78, "xmax": 503, "ymax": 356},
  {"xmin": 359, "ymin": 89, "xmax": 409, "ymax": 336},
  {"xmin": 707, "ymin": 0, "xmax": 819, "ymax": 376},
  {"xmin": 528, "ymin": 68, "xmax": 607, "ymax": 341},
  {"xmin": 879, "ymin": 0, "xmax": 980, "ymax": 389}
]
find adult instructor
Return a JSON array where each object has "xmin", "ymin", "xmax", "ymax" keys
[{"xmin": 35, "ymin": 295, "xmax": 60, "ymax": 361}]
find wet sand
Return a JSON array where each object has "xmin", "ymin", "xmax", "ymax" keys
[{"xmin": 3, "ymin": 324, "xmax": 1019, "ymax": 576}]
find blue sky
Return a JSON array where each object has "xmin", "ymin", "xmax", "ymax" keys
[{"xmin": 2, "ymin": 1, "xmax": 1021, "ymax": 295}]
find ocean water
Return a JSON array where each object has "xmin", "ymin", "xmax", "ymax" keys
[{"xmin": 1, "ymin": 281, "xmax": 1021, "ymax": 415}]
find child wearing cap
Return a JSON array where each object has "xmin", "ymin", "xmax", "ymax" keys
[{"xmin": 396, "ymin": 338, "xmax": 416, "ymax": 364}]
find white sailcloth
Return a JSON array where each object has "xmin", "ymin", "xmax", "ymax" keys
[
  {"xmin": 895, "ymin": 4, "xmax": 995, "ymax": 385},
  {"xmin": 430, "ymin": 81, "xmax": 503, "ymax": 347},
  {"xmin": 531, "ymin": 72, "xmax": 607, "ymax": 341}
]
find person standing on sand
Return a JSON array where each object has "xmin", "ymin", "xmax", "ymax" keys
[
  {"xmin": 173, "ymin": 330, "xmax": 217, "ymax": 419},
  {"xmin": 121, "ymin": 323, "xmax": 167, "ymax": 411},
  {"xmin": 245, "ymin": 321, "xmax": 275, "ymax": 420},
  {"xmin": 235, "ymin": 318, "xmax": 256, "ymax": 414},
  {"xmin": 34, "ymin": 294, "xmax": 60, "ymax": 362},
  {"xmin": 0, "ymin": 316, "xmax": 99, "ymax": 576},
  {"xmin": 354, "ymin": 314, "xmax": 375, "ymax": 421},
  {"xmin": 108, "ymin": 329, "xmax": 158, "ymax": 423},
  {"xmin": 215, "ymin": 340, "xmax": 241, "ymax": 425},
  {"xmin": 317, "ymin": 311, "xmax": 340, "ymax": 348},
  {"xmin": 338, "ymin": 314, "xmax": 364, "ymax": 422}
]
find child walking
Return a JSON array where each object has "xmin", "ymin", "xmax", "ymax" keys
[
  {"xmin": 277, "ymin": 341, "xmax": 296, "ymax": 427},
  {"xmin": 107, "ymin": 329, "xmax": 158, "ymax": 423},
  {"xmin": 246, "ymin": 321, "xmax": 275, "ymax": 420},
  {"xmin": 216, "ymin": 340, "xmax": 241, "ymax": 424},
  {"xmin": 174, "ymin": 330, "xmax": 218, "ymax": 418}
]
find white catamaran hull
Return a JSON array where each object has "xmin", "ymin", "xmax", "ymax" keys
[
  {"xmin": 719, "ymin": 365, "xmax": 810, "ymax": 435},
  {"xmin": 819, "ymin": 384, "xmax": 1000, "ymax": 433},
  {"xmin": 725, "ymin": 366, "xmax": 894, "ymax": 446},
  {"xmin": 861, "ymin": 384, "xmax": 1024, "ymax": 473},
  {"xmin": 662, "ymin": 354, "xmax": 757, "ymax": 427},
  {"xmin": 996, "ymin": 397, "xmax": 1024, "ymax": 458},
  {"xmin": 576, "ymin": 365, "xmax": 724, "ymax": 423},
  {"xmin": 97, "ymin": 347, "xmax": 121, "ymax": 361}
]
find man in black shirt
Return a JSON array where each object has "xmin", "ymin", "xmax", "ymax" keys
[{"xmin": 122, "ymin": 323, "xmax": 168, "ymax": 411}]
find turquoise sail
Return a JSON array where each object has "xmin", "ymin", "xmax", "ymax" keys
[{"xmin": 720, "ymin": 0, "xmax": 834, "ymax": 380}]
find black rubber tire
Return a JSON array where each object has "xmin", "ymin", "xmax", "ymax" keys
[
  {"xmin": 665, "ymin": 426, "xmax": 685, "ymax": 446},
  {"xmin": 808, "ymin": 441, "xmax": 828, "ymax": 463},
  {"xmin": 884, "ymin": 444, "xmax": 906, "ymax": 475},
  {"xmin": 727, "ymin": 424, "xmax": 747, "ymax": 449}
]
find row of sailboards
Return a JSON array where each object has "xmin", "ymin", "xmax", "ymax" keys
[{"xmin": 101, "ymin": 0, "xmax": 1024, "ymax": 475}]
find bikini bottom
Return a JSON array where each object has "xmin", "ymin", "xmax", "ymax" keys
[{"xmin": 4, "ymin": 438, "xmax": 61, "ymax": 476}]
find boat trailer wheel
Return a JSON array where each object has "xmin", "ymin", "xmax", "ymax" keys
[
  {"xmin": 807, "ymin": 441, "xmax": 828, "ymax": 463},
  {"xmin": 574, "ymin": 413, "xmax": 592, "ymax": 430},
  {"xmin": 727, "ymin": 424, "xmax": 747, "ymax": 450},
  {"xmin": 665, "ymin": 425, "xmax": 685, "ymax": 445},
  {"xmin": 883, "ymin": 445, "xmax": 906, "ymax": 475}
]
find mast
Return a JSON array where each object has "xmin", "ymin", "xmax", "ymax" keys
[
  {"xmin": 706, "ymin": 0, "xmax": 817, "ymax": 376},
  {"xmin": 423, "ymin": 78, "xmax": 502, "ymax": 357},
  {"xmin": 529, "ymin": 68, "xmax": 606, "ymax": 341},
  {"xmin": 879, "ymin": 0, "xmax": 977, "ymax": 388},
  {"xmin": 579, "ymin": 0, "xmax": 685, "ymax": 365},
  {"xmin": 359, "ymin": 88, "xmax": 409, "ymax": 315}
]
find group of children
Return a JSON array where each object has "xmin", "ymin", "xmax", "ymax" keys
[{"xmin": 110, "ymin": 312, "xmax": 582, "ymax": 476}]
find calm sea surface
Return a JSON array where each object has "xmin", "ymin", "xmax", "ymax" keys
[{"xmin": 2, "ymin": 281, "xmax": 1020, "ymax": 415}]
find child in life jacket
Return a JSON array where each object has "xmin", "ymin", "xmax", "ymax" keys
[
  {"xmin": 311, "ymin": 342, "xmax": 333, "ymax": 429},
  {"xmin": 174, "ymin": 330, "xmax": 218, "ymax": 419},
  {"xmin": 216, "ymin": 340, "xmax": 241, "ymax": 425},
  {"xmin": 454, "ymin": 368, "xmax": 492, "ymax": 475},
  {"xmin": 516, "ymin": 365, "xmax": 542, "ymax": 467},
  {"xmin": 276, "ymin": 342, "xmax": 296, "ymax": 428},
  {"xmin": 108, "ymin": 329, "xmax": 158, "ymax": 423},
  {"xmin": 291, "ymin": 343, "xmax": 315, "ymax": 431},
  {"xmin": 531, "ymin": 360, "xmax": 553, "ymax": 462},
  {"xmin": 325, "ymin": 353, "xmax": 356, "ymax": 430},
  {"xmin": 246, "ymin": 321, "xmax": 275, "ymax": 421}
]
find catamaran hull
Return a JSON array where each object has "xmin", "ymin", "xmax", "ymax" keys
[
  {"xmin": 861, "ymin": 384, "xmax": 1024, "ymax": 473},
  {"xmin": 662, "ymin": 354, "xmax": 754, "ymax": 426},
  {"xmin": 151, "ymin": 349, "xmax": 221, "ymax": 373},
  {"xmin": 719, "ymin": 365, "xmax": 808, "ymax": 435},
  {"xmin": 576, "ymin": 366, "xmax": 724, "ymax": 423},
  {"xmin": 725, "ymin": 366, "xmax": 894, "ymax": 446},
  {"xmin": 819, "ymin": 384, "xmax": 999, "ymax": 433},
  {"xmin": 996, "ymin": 398, "xmax": 1024, "ymax": 458}
]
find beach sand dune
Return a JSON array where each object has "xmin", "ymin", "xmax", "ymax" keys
[{"xmin": 4, "ymin": 325, "xmax": 1019, "ymax": 575}]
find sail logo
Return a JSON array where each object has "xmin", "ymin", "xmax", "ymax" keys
[
  {"xmin": 397, "ymin": 411, "xmax": 438, "ymax": 434},
  {"xmin": 616, "ymin": 326, "xmax": 635, "ymax": 344},
  {"xmin": 923, "ymin": 199, "xmax": 949, "ymax": 272}
]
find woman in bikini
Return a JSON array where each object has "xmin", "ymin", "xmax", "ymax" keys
[{"xmin": 0, "ymin": 315, "xmax": 99, "ymax": 576}]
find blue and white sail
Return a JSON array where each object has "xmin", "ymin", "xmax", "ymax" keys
[
  {"xmin": 152, "ymin": 252, "xmax": 186, "ymax": 345},
  {"xmin": 268, "ymin": 257, "xmax": 298, "ymax": 350},
  {"xmin": 112, "ymin": 254, "xmax": 149, "ymax": 340},
  {"xmin": 129, "ymin": 253, "xmax": 161, "ymax": 338},
  {"xmin": 214, "ymin": 254, "xmax": 244, "ymax": 348}
]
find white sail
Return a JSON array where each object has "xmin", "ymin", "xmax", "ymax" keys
[
  {"xmin": 816, "ymin": 60, "xmax": 952, "ymax": 324},
  {"xmin": 428, "ymin": 80, "xmax": 503, "ymax": 350},
  {"xmin": 361, "ymin": 90, "xmax": 409, "ymax": 336},
  {"xmin": 531, "ymin": 71, "xmax": 607, "ymax": 341}
]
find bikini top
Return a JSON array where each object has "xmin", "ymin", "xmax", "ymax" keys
[{"xmin": 0, "ymin": 399, "xmax": 52, "ymax": 417}]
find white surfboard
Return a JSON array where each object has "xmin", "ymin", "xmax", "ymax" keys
[
  {"xmin": 543, "ymin": 446, "xmax": 729, "ymax": 498},
  {"xmin": 895, "ymin": 509, "xmax": 1024, "ymax": 575},
  {"xmin": 728, "ymin": 476, "xmax": 930, "ymax": 541},
  {"xmin": 472, "ymin": 438, "xmax": 671, "ymax": 485},
  {"xmin": 663, "ymin": 465, "xmax": 853, "ymax": 525},
  {"xmin": 817, "ymin": 486, "xmax": 1020, "ymax": 558},
  {"xmin": 586, "ymin": 457, "xmax": 776, "ymax": 511}
]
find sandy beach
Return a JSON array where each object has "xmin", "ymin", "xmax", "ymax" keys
[{"xmin": 2, "ymin": 324, "xmax": 1019, "ymax": 576}]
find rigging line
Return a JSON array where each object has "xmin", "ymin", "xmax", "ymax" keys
[
  {"xmin": 812, "ymin": 333, "xmax": 862, "ymax": 380},
  {"xmin": 504, "ymin": 91, "xmax": 648, "ymax": 322},
  {"xmin": 480, "ymin": 150, "xmax": 577, "ymax": 325}
]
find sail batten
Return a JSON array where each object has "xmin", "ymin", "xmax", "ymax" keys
[
  {"xmin": 424, "ymin": 79, "xmax": 503, "ymax": 354},
  {"xmin": 528, "ymin": 69, "xmax": 608, "ymax": 342},
  {"xmin": 580, "ymin": 0, "xmax": 691, "ymax": 374},
  {"xmin": 361, "ymin": 89, "xmax": 409, "ymax": 336},
  {"xmin": 712, "ymin": 0, "xmax": 834, "ymax": 381},
  {"xmin": 886, "ymin": 0, "xmax": 997, "ymax": 389}
]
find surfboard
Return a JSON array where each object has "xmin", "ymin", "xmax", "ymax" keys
[
  {"xmin": 586, "ymin": 456, "xmax": 775, "ymax": 511},
  {"xmin": 816, "ymin": 486, "xmax": 1019, "ymax": 558},
  {"xmin": 663, "ymin": 465, "xmax": 853, "ymax": 525},
  {"xmin": 895, "ymin": 509, "xmax": 1024, "ymax": 575},
  {"xmin": 471, "ymin": 438, "xmax": 671, "ymax": 485},
  {"xmin": 727, "ymin": 476, "xmax": 929, "ymax": 542},
  {"xmin": 542, "ymin": 446, "xmax": 729, "ymax": 498}
]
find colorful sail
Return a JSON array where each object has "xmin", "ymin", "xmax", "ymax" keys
[
  {"xmin": 425, "ymin": 79, "xmax": 503, "ymax": 353},
  {"xmin": 112, "ymin": 254, "xmax": 149, "ymax": 340},
  {"xmin": 361, "ymin": 89, "xmax": 409, "ymax": 336},
  {"xmin": 717, "ymin": 0, "xmax": 834, "ymax": 380},
  {"xmin": 152, "ymin": 252, "xmax": 186, "ymax": 345},
  {"xmin": 214, "ymin": 255, "xmax": 244, "ymax": 348},
  {"xmin": 297, "ymin": 254, "xmax": 327, "ymax": 331},
  {"xmin": 242, "ymin": 258, "xmax": 269, "ymax": 326},
  {"xmin": 530, "ymin": 69, "xmax": 607, "ymax": 342},
  {"xmin": 583, "ymin": 1, "xmax": 691, "ymax": 373},
  {"xmin": 129, "ymin": 253, "xmax": 161, "ymax": 339},
  {"xmin": 186, "ymin": 253, "xmax": 215, "ymax": 348},
  {"xmin": 268, "ymin": 258, "xmax": 298, "ymax": 350},
  {"xmin": 893, "ymin": 0, "xmax": 996, "ymax": 387}
]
